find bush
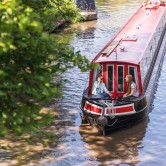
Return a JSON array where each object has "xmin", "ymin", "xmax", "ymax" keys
[
  {"xmin": 0, "ymin": 0, "xmax": 89, "ymax": 137},
  {"xmin": 23, "ymin": 0, "xmax": 82, "ymax": 32}
]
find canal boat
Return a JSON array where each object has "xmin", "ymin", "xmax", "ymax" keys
[{"xmin": 80, "ymin": 3, "xmax": 166, "ymax": 135}]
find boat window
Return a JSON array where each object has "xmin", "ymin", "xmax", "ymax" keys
[
  {"xmin": 117, "ymin": 66, "xmax": 124, "ymax": 92},
  {"xmin": 129, "ymin": 66, "xmax": 137, "ymax": 84},
  {"xmin": 129, "ymin": 66, "xmax": 139, "ymax": 94},
  {"xmin": 108, "ymin": 65, "xmax": 113, "ymax": 91},
  {"xmin": 97, "ymin": 64, "xmax": 102, "ymax": 76},
  {"xmin": 93, "ymin": 64, "xmax": 102, "ymax": 83}
]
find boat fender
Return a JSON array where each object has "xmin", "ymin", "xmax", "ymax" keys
[{"xmin": 97, "ymin": 116, "xmax": 108, "ymax": 127}]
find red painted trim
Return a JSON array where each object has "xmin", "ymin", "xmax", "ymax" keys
[
  {"xmin": 88, "ymin": 69, "xmax": 94, "ymax": 96},
  {"xmin": 103, "ymin": 64, "xmax": 107, "ymax": 89},
  {"xmin": 106, "ymin": 106, "xmax": 133, "ymax": 114},
  {"xmin": 101, "ymin": 61, "xmax": 138, "ymax": 66},
  {"xmin": 85, "ymin": 102, "xmax": 134, "ymax": 114},
  {"xmin": 84, "ymin": 103, "xmax": 102, "ymax": 114},
  {"xmin": 124, "ymin": 64, "xmax": 128, "ymax": 94},
  {"xmin": 160, "ymin": 4, "xmax": 166, "ymax": 7},
  {"xmin": 116, "ymin": 106, "xmax": 133, "ymax": 113}
]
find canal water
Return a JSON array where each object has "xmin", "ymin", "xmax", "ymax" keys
[{"xmin": 44, "ymin": 0, "xmax": 166, "ymax": 166}]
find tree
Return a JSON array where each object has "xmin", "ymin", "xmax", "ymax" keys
[
  {"xmin": 0, "ymin": 0, "xmax": 89, "ymax": 137},
  {"xmin": 23, "ymin": 0, "xmax": 82, "ymax": 32}
]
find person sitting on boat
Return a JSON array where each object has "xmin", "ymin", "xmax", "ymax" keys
[
  {"xmin": 145, "ymin": 0, "xmax": 160, "ymax": 8},
  {"xmin": 92, "ymin": 75, "xmax": 112, "ymax": 98},
  {"xmin": 148, "ymin": 0, "xmax": 160, "ymax": 5},
  {"xmin": 123, "ymin": 75, "xmax": 139, "ymax": 100}
]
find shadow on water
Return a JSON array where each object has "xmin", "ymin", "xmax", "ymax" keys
[
  {"xmin": 2, "ymin": 0, "xmax": 166, "ymax": 165},
  {"xmin": 79, "ymin": 118, "xmax": 149, "ymax": 165},
  {"xmin": 45, "ymin": 0, "xmax": 166, "ymax": 164},
  {"xmin": 76, "ymin": 27, "xmax": 96, "ymax": 39}
]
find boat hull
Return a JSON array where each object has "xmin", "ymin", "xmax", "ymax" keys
[
  {"xmin": 80, "ymin": 5, "xmax": 166, "ymax": 135},
  {"xmin": 80, "ymin": 95, "xmax": 147, "ymax": 134}
]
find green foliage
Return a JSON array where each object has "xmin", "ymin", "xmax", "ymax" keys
[
  {"xmin": 23, "ymin": 0, "xmax": 82, "ymax": 32},
  {"xmin": 0, "ymin": 0, "xmax": 89, "ymax": 137},
  {"xmin": 49, "ymin": 0, "xmax": 82, "ymax": 22}
]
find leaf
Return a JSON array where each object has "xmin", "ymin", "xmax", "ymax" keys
[
  {"xmin": 0, "ymin": 127, "xmax": 7, "ymax": 136},
  {"xmin": 25, "ymin": 117, "xmax": 31, "ymax": 123},
  {"xmin": 0, "ymin": 91, "xmax": 6, "ymax": 97},
  {"xmin": 2, "ymin": 113, "xmax": 7, "ymax": 119},
  {"xmin": 45, "ymin": 83, "xmax": 50, "ymax": 87}
]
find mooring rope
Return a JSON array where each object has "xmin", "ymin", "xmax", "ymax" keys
[
  {"xmin": 106, "ymin": 119, "xmax": 118, "ymax": 127},
  {"xmin": 105, "ymin": 101, "xmax": 116, "ymax": 119}
]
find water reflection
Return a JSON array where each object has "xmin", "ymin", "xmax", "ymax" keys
[
  {"xmin": 76, "ymin": 27, "xmax": 96, "ymax": 39},
  {"xmin": 47, "ymin": 0, "xmax": 166, "ymax": 165},
  {"xmin": 79, "ymin": 118, "xmax": 148, "ymax": 165},
  {"xmin": 0, "ymin": 0, "xmax": 166, "ymax": 165},
  {"xmin": 50, "ymin": 0, "xmax": 149, "ymax": 165}
]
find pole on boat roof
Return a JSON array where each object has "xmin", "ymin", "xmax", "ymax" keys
[{"xmin": 115, "ymin": 47, "xmax": 117, "ymax": 61}]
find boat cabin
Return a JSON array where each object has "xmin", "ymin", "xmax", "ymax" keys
[
  {"xmin": 89, "ymin": 61, "xmax": 141, "ymax": 99},
  {"xmin": 88, "ymin": 5, "xmax": 166, "ymax": 99}
]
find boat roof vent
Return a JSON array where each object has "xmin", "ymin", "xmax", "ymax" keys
[{"xmin": 102, "ymin": 39, "xmax": 122, "ymax": 57}]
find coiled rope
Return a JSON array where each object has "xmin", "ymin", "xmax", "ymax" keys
[{"xmin": 105, "ymin": 101, "xmax": 116, "ymax": 119}]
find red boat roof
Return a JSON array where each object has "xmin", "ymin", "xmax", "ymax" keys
[{"xmin": 93, "ymin": 5, "xmax": 166, "ymax": 65}]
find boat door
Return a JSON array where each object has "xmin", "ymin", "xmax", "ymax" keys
[
  {"xmin": 107, "ymin": 63, "xmax": 140, "ymax": 98},
  {"xmin": 107, "ymin": 64, "xmax": 125, "ymax": 98}
]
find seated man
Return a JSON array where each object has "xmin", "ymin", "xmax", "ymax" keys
[{"xmin": 92, "ymin": 75, "xmax": 112, "ymax": 98}]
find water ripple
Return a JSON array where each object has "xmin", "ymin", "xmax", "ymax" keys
[{"xmin": 43, "ymin": 0, "xmax": 166, "ymax": 165}]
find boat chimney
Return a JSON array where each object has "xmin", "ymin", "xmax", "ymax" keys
[{"xmin": 120, "ymin": 43, "xmax": 125, "ymax": 52}]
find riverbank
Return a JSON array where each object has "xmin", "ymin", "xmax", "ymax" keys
[
  {"xmin": 80, "ymin": 10, "xmax": 97, "ymax": 21},
  {"xmin": 52, "ymin": 11, "xmax": 97, "ymax": 32}
]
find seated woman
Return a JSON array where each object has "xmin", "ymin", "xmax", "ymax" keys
[
  {"xmin": 92, "ymin": 75, "xmax": 112, "ymax": 98},
  {"xmin": 123, "ymin": 75, "xmax": 138, "ymax": 100}
]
